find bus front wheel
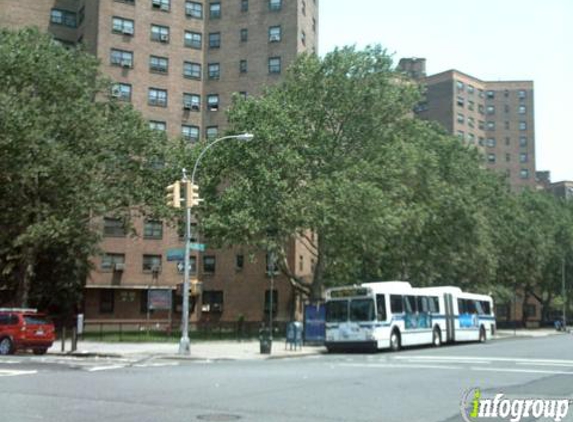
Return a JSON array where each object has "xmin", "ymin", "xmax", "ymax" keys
[
  {"xmin": 390, "ymin": 330, "xmax": 401, "ymax": 352},
  {"xmin": 479, "ymin": 326, "xmax": 487, "ymax": 343}
]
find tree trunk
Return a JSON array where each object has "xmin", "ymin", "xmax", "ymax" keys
[
  {"xmin": 309, "ymin": 234, "xmax": 326, "ymax": 302},
  {"xmin": 16, "ymin": 247, "xmax": 35, "ymax": 307}
]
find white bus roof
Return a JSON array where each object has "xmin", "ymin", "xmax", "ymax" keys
[{"xmin": 361, "ymin": 281, "xmax": 413, "ymax": 292}]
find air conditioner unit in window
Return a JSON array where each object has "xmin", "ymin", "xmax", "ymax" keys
[
  {"xmin": 269, "ymin": 34, "xmax": 280, "ymax": 42},
  {"xmin": 113, "ymin": 263, "xmax": 125, "ymax": 271},
  {"xmin": 211, "ymin": 303, "xmax": 223, "ymax": 312},
  {"xmin": 159, "ymin": 34, "xmax": 169, "ymax": 42},
  {"xmin": 183, "ymin": 102, "xmax": 192, "ymax": 110},
  {"xmin": 152, "ymin": 0, "xmax": 162, "ymax": 7},
  {"xmin": 209, "ymin": 105, "xmax": 219, "ymax": 111},
  {"xmin": 111, "ymin": 86, "xmax": 122, "ymax": 97},
  {"xmin": 201, "ymin": 304, "xmax": 210, "ymax": 312},
  {"xmin": 121, "ymin": 60, "xmax": 131, "ymax": 68},
  {"xmin": 160, "ymin": 3, "xmax": 170, "ymax": 11},
  {"xmin": 122, "ymin": 27, "xmax": 134, "ymax": 35}
]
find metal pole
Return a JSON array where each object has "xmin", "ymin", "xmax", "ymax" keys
[
  {"xmin": 563, "ymin": 257, "xmax": 567, "ymax": 329},
  {"xmin": 270, "ymin": 255, "xmax": 274, "ymax": 343},
  {"xmin": 178, "ymin": 169, "xmax": 191, "ymax": 355}
]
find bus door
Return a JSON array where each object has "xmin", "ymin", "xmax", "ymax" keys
[{"xmin": 444, "ymin": 293, "xmax": 455, "ymax": 343}]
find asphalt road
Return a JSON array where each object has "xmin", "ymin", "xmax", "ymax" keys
[{"xmin": 1, "ymin": 335, "xmax": 573, "ymax": 422}]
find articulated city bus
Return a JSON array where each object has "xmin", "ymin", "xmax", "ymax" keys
[{"xmin": 324, "ymin": 281, "xmax": 495, "ymax": 352}]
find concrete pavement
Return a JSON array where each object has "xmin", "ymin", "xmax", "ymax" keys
[{"xmin": 47, "ymin": 328, "xmax": 565, "ymax": 360}]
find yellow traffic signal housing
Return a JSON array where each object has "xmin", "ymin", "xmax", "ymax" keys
[
  {"xmin": 185, "ymin": 182, "xmax": 203, "ymax": 208},
  {"xmin": 166, "ymin": 181, "xmax": 181, "ymax": 208}
]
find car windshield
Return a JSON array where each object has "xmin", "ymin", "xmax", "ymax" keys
[
  {"xmin": 325, "ymin": 300, "xmax": 348, "ymax": 322},
  {"xmin": 350, "ymin": 299, "xmax": 375, "ymax": 322}
]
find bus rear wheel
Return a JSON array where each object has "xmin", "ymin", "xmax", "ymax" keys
[
  {"xmin": 432, "ymin": 327, "xmax": 442, "ymax": 347},
  {"xmin": 390, "ymin": 330, "xmax": 401, "ymax": 352}
]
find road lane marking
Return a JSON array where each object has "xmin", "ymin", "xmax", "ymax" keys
[
  {"xmin": 395, "ymin": 356, "xmax": 573, "ymax": 366},
  {"xmin": 88, "ymin": 365, "xmax": 127, "ymax": 372},
  {"xmin": 470, "ymin": 366, "xmax": 573, "ymax": 376},
  {"xmin": 339, "ymin": 363, "xmax": 462, "ymax": 370},
  {"xmin": 0, "ymin": 369, "xmax": 38, "ymax": 377}
]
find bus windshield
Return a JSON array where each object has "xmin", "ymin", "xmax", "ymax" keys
[
  {"xmin": 350, "ymin": 299, "xmax": 375, "ymax": 322},
  {"xmin": 326, "ymin": 300, "xmax": 348, "ymax": 322}
]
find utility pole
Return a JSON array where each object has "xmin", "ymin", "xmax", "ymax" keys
[{"xmin": 563, "ymin": 257, "xmax": 567, "ymax": 329}]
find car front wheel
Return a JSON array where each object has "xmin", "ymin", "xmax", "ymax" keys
[{"xmin": 0, "ymin": 337, "xmax": 14, "ymax": 355}]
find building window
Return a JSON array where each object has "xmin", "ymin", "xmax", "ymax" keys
[
  {"xmin": 115, "ymin": 0, "xmax": 135, "ymax": 4},
  {"xmin": 467, "ymin": 100, "xmax": 474, "ymax": 111},
  {"xmin": 486, "ymin": 90, "xmax": 495, "ymax": 99},
  {"xmin": 143, "ymin": 255, "xmax": 162, "ymax": 272},
  {"xmin": 241, "ymin": 0, "xmax": 249, "ymax": 12},
  {"xmin": 486, "ymin": 105, "xmax": 495, "ymax": 115},
  {"xmin": 478, "ymin": 120, "xmax": 485, "ymax": 130},
  {"xmin": 112, "ymin": 17, "xmax": 134, "ymax": 35},
  {"xmin": 185, "ymin": 1, "xmax": 203, "ymax": 18},
  {"xmin": 103, "ymin": 217, "xmax": 126, "ymax": 237},
  {"xmin": 486, "ymin": 121, "xmax": 495, "ymax": 131},
  {"xmin": 519, "ymin": 121, "xmax": 527, "ymax": 131},
  {"xmin": 99, "ymin": 290, "xmax": 115, "ymax": 314},
  {"xmin": 177, "ymin": 256, "xmax": 197, "ymax": 274},
  {"xmin": 151, "ymin": 0, "xmax": 170, "ymax": 11},
  {"xmin": 301, "ymin": 30, "xmax": 306, "ymax": 46},
  {"xmin": 181, "ymin": 125, "xmax": 200, "ymax": 143},
  {"xmin": 209, "ymin": 32, "xmax": 221, "ymax": 48},
  {"xmin": 487, "ymin": 153, "xmax": 496, "ymax": 163},
  {"xmin": 110, "ymin": 49, "xmax": 133, "ymax": 68},
  {"xmin": 239, "ymin": 59, "xmax": 247, "ymax": 74},
  {"xmin": 519, "ymin": 136, "xmax": 528, "ymax": 147},
  {"xmin": 504, "ymin": 104, "xmax": 510, "ymax": 114},
  {"xmin": 144, "ymin": 220, "xmax": 163, "ymax": 239},
  {"xmin": 467, "ymin": 85, "xmax": 475, "ymax": 95},
  {"xmin": 101, "ymin": 253, "xmax": 125, "ymax": 272},
  {"xmin": 240, "ymin": 28, "xmax": 248, "ymax": 42},
  {"xmin": 264, "ymin": 290, "xmax": 278, "ymax": 316},
  {"xmin": 148, "ymin": 88, "xmax": 168, "ymax": 107},
  {"xmin": 457, "ymin": 113, "xmax": 464, "ymax": 124},
  {"xmin": 236, "ymin": 254, "xmax": 244, "ymax": 271},
  {"xmin": 151, "ymin": 25, "xmax": 170, "ymax": 43},
  {"xmin": 456, "ymin": 96, "xmax": 464, "ymax": 107},
  {"xmin": 207, "ymin": 94, "xmax": 219, "ymax": 111},
  {"xmin": 181, "ymin": 121, "xmax": 198, "ymax": 140},
  {"xmin": 467, "ymin": 117, "xmax": 475, "ymax": 128},
  {"xmin": 149, "ymin": 55, "xmax": 168, "ymax": 73},
  {"xmin": 208, "ymin": 63, "xmax": 220, "ymax": 79},
  {"xmin": 486, "ymin": 138, "xmax": 496, "ymax": 147},
  {"xmin": 206, "ymin": 126, "xmax": 218, "ymax": 140},
  {"xmin": 520, "ymin": 153, "xmax": 529, "ymax": 163},
  {"xmin": 183, "ymin": 62, "xmax": 202, "ymax": 80},
  {"xmin": 183, "ymin": 93, "xmax": 201, "ymax": 111},
  {"xmin": 478, "ymin": 104, "xmax": 485, "ymax": 115},
  {"xmin": 203, "ymin": 256, "xmax": 216, "ymax": 273},
  {"xmin": 457, "ymin": 130, "xmax": 464, "ymax": 140},
  {"xmin": 269, "ymin": 26, "xmax": 282, "ymax": 42},
  {"xmin": 518, "ymin": 105, "xmax": 526, "ymax": 114},
  {"xmin": 504, "ymin": 121, "xmax": 510, "ymax": 130},
  {"xmin": 468, "ymin": 133, "xmax": 475, "ymax": 144},
  {"xmin": 202, "ymin": 290, "xmax": 223, "ymax": 312},
  {"xmin": 520, "ymin": 169, "xmax": 530, "ymax": 179},
  {"xmin": 50, "ymin": 9, "xmax": 77, "ymax": 28},
  {"xmin": 209, "ymin": 2, "xmax": 221, "ymax": 19},
  {"xmin": 456, "ymin": 80, "xmax": 464, "ymax": 91},
  {"xmin": 269, "ymin": 0, "xmax": 282, "ymax": 11},
  {"xmin": 505, "ymin": 137, "xmax": 511, "ymax": 146},
  {"xmin": 506, "ymin": 153, "xmax": 511, "ymax": 162},
  {"xmin": 268, "ymin": 57, "xmax": 281, "ymax": 74},
  {"xmin": 149, "ymin": 120, "xmax": 166, "ymax": 131},
  {"xmin": 111, "ymin": 83, "xmax": 132, "ymax": 102},
  {"xmin": 518, "ymin": 90, "xmax": 527, "ymax": 99},
  {"xmin": 184, "ymin": 31, "xmax": 202, "ymax": 49}
]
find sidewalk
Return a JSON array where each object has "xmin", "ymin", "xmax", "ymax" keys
[{"xmin": 49, "ymin": 339, "xmax": 325, "ymax": 361}]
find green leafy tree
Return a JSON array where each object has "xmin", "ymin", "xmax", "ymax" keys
[{"xmin": 0, "ymin": 29, "xmax": 171, "ymax": 311}]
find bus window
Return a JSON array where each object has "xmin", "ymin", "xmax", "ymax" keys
[
  {"xmin": 404, "ymin": 296, "xmax": 416, "ymax": 314},
  {"xmin": 467, "ymin": 300, "xmax": 477, "ymax": 314},
  {"xmin": 417, "ymin": 296, "xmax": 429, "ymax": 313},
  {"xmin": 350, "ymin": 299, "xmax": 375, "ymax": 322},
  {"xmin": 390, "ymin": 295, "xmax": 403, "ymax": 313},
  {"xmin": 428, "ymin": 296, "xmax": 439, "ymax": 313},
  {"xmin": 376, "ymin": 294, "xmax": 387, "ymax": 321},
  {"xmin": 480, "ymin": 301, "xmax": 491, "ymax": 315},
  {"xmin": 457, "ymin": 299, "xmax": 467, "ymax": 314},
  {"xmin": 325, "ymin": 300, "xmax": 348, "ymax": 323},
  {"xmin": 475, "ymin": 301, "xmax": 484, "ymax": 315}
]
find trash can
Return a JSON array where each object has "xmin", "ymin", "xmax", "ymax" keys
[{"xmin": 259, "ymin": 327, "xmax": 272, "ymax": 354}]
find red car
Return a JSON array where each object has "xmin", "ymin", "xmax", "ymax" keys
[{"xmin": 0, "ymin": 308, "xmax": 56, "ymax": 355}]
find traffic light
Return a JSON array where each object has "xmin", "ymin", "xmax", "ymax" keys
[
  {"xmin": 165, "ymin": 181, "xmax": 181, "ymax": 208},
  {"xmin": 185, "ymin": 182, "xmax": 203, "ymax": 208}
]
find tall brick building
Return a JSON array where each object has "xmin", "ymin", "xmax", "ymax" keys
[
  {"xmin": 398, "ymin": 58, "xmax": 536, "ymax": 191},
  {"xmin": 1, "ymin": 0, "xmax": 319, "ymax": 324}
]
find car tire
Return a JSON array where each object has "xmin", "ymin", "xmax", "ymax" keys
[
  {"xmin": 0, "ymin": 337, "xmax": 14, "ymax": 355},
  {"xmin": 432, "ymin": 327, "xmax": 442, "ymax": 347},
  {"xmin": 33, "ymin": 348, "xmax": 48, "ymax": 356},
  {"xmin": 390, "ymin": 330, "xmax": 401, "ymax": 352}
]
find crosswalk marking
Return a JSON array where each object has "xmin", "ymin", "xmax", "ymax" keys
[{"xmin": 0, "ymin": 369, "xmax": 37, "ymax": 377}]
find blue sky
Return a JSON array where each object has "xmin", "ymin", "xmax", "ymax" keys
[{"xmin": 319, "ymin": 0, "xmax": 573, "ymax": 182}]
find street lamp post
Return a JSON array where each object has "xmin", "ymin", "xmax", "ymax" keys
[
  {"xmin": 562, "ymin": 257, "xmax": 567, "ymax": 330},
  {"xmin": 179, "ymin": 133, "xmax": 254, "ymax": 355}
]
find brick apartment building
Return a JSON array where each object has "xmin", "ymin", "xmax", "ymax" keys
[
  {"xmin": 398, "ymin": 58, "xmax": 536, "ymax": 191},
  {"xmin": 1, "ymin": 0, "xmax": 319, "ymax": 325}
]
